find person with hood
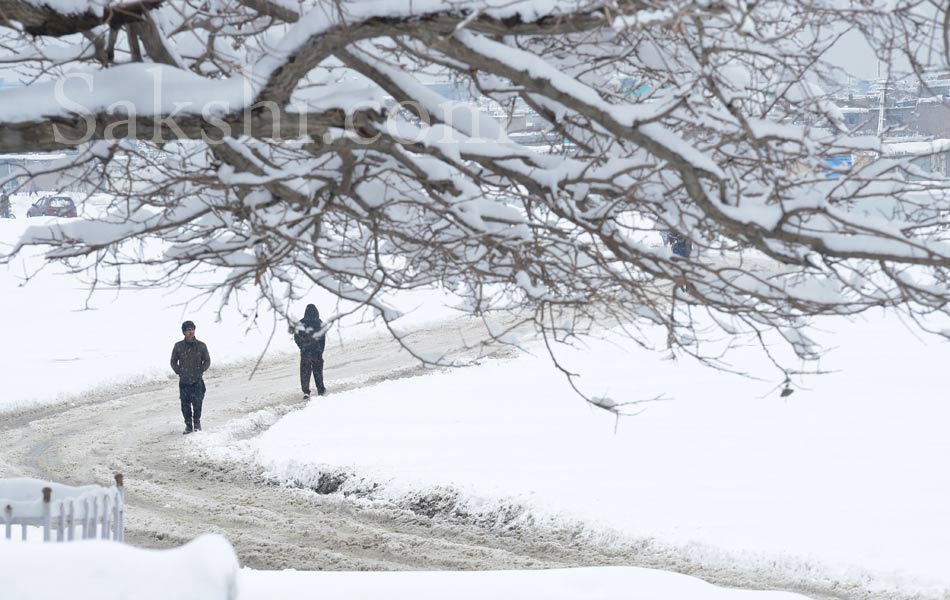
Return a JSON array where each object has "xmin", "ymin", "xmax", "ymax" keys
[
  {"xmin": 170, "ymin": 320, "xmax": 211, "ymax": 434},
  {"xmin": 661, "ymin": 230, "xmax": 692, "ymax": 259},
  {"xmin": 293, "ymin": 304, "xmax": 327, "ymax": 399},
  {"xmin": 0, "ymin": 194, "xmax": 12, "ymax": 219}
]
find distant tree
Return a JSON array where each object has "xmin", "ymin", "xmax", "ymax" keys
[{"xmin": 2, "ymin": 0, "xmax": 950, "ymax": 398}]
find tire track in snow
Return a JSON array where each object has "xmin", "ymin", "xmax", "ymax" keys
[{"xmin": 0, "ymin": 316, "xmax": 931, "ymax": 600}]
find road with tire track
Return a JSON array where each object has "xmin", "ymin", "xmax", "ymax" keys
[{"xmin": 0, "ymin": 317, "xmax": 920, "ymax": 600}]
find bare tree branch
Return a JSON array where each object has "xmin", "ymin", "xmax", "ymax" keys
[{"xmin": 0, "ymin": 0, "xmax": 162, "ymax": 36}]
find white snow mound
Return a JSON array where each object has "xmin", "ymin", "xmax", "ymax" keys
[{"xmin": 0, "ymin": 534, "xmax": 238, "ymax": 600}]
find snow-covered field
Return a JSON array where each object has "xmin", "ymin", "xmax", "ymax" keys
[
  {"xmin": 239, "ymin": 565, "xmax": 812, "ymax": 600},
  {"xmin": 193, "ymin": 314, "xmax": 950, "ymax": 597},
  {"xmin": 0, "ymin": 193, "xmax": 459, "ymax": 412},
  {"xmin": 3, "ymin": 195, "xmax": 948, "ymax": 599},
  {"xmin": 0, "ymin": 535, "xmax": 810, "ymax": 600}
]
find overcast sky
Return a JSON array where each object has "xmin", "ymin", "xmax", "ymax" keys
[
  {"xmin": 823, "ymin": 30, "xmax": 881, "ymax": 80},
  {"xmin": 823, "ymin": 6, "xmax": 945, "ymax": 81}
]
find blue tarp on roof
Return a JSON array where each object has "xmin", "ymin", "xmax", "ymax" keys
[{"xmin": 823, "ymin": 155, "xmax": 853, "ymax": 179}]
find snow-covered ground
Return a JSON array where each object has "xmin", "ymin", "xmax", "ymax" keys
[
  {"xmin": 3, "ymin": 193, "xmax": 948, "ymax": 598},
  {"xmin": 240, "ymin": 565, "xmax": 812, "ymax": 600},
  {"xmin": 0, "ymin": 193, "xmax": 460, "ymax": 412},
  {"xmin": 0, "ymin": 535, "xmax": 809, "ymax": 600},
  {"xmin": 0, "ymin": 535, "xmax": 239, "ymax": 600},
  {"xmin": 197, "ymin": 313, "xmax": 950, "ymax": 598}
]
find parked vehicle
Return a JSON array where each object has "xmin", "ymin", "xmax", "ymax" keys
[{"xmin": 26, "ymin": 195, "xmax": 77, "ymax": 218}]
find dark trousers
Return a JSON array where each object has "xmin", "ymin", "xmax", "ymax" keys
[
  {"xmin": 180, "ymin": 380, "xmax": 206, "ymax": 424},
  {"xmin": 300, "ymin": 354, "xmax": 325, "ymax": 394}
]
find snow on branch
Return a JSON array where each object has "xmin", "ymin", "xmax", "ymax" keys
[
  {"xmin": 0, "ymin": 0, "xmax": 162, "ymax": 36},
  {"xmin": 3, "ymin": 0, "xmax": 950, "ymax": 384}
]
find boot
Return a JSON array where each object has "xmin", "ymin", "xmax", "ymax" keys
[
  {"xmin": 182, "ymin": 422, "xmax": 194, "ymax": 435},
  {"xmin": 194, "ymin": 419, "xmax": 201, "ymax": 432}
]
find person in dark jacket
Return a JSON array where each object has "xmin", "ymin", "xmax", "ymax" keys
[
  {"xmin": 170, "ymin": 320, "xmax": 211, "ymax": 434},
  {"xmin": 0, "ymin": 194, "xmax": 12, "ymax": 219},
  {"xmin": 293, "ymin": 304, "xmax": 326, "ymax": 399},
  {"xmin": 662, "ymin": 230, "xmax": 692, "ymax": 259}
]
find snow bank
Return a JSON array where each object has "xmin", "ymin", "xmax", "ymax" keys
[
  {"xmin": 239, "ymin": 566, "xmax": 809, "ymax": 600},
  {"xmin": 0, "ymin": 477, "xmax": 121, "ymax": 520},
  {"xmin": 204, "ymin": 310, "xmax": 950, "ymax": 597},
  {"xmin": 0, "ymin": 534, "xmax": 238, "ymax": 600}
]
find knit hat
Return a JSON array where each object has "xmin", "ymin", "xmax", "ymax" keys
[{"xmin": 181, "ymin": 320, "xmax": 196, "ymax": 331}]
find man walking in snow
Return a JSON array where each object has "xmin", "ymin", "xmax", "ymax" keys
[
  {"xmin": 170, "ymin": 320, "xmax": 211, "ymax": 434},
  {"xmin": 293, "ymin": 304, "xmax": 327, "ymax": 399}
]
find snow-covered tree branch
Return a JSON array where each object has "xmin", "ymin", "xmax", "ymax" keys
[{"xmin": 3, "ymin": 0, "xmax": 950, "ymax": 384}]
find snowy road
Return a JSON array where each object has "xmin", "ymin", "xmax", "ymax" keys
[
  {"xmin": 1, "ymin": 319, "xmax": 646, "ymax": 570},
  {"xmin": 0, "ymin": 318, "xmax": 919, "ymax": 600}
]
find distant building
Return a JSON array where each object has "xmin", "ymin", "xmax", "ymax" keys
[
  {"xmin": 883, "ymin": 138, "xmax": 950, "ymax": 179},
  {"xmin": 919, "ymin": 72, "xmax": 950, "ymax": 98},
  {"xmin": 839, "ymin": 107, "xmax": 874, "ymax": 132},
  {"xmin": 917, "ymin": 100, "xmax": 950, "ymax": 137},
  {"xmin": 835, "ymin": 72, "xmax": 950, "ymax": 138},
  {"xmin": 0, "ymin": 153, "xmax": 88, "ymax": 194}
]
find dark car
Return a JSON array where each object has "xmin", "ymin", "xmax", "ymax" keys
[{"xmin": 26, "ymin": 195, "xmax": 77, "ymax": 218}]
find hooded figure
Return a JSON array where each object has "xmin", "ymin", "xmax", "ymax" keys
[
  {"xmin": 294, "ymin": 304, "xmax": 327, "ymax": 398},
  {"xmin": 664, "ymin": 230, "xmax": 692, "ymax": 259}
]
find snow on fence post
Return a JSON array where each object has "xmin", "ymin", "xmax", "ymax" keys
[
  {"xmin": 100, "ymin": 495, "xmax": 111, "ymax": 540},
  {"xmin": 114, "ymin": 473, "xmax": 124, "ymax": 542},
  {"xmin": 86, "ymin": 496, "xmax": 97, "ymax": 539},
  {"xmin": 56, "ymin": 500, "xmax": 65, "ymax": 542},
  {"xmin": 41, "ymin": 487, "xmax": 51, "ymax": 542},
  {"xmin": 67, "ymin": 499, "xmax": 76, "ymax": 541},
  {"xmin": 82, "ymin": 497, "xmax": 91, "ymax": 539},
  {"xmin": 0, "ymin": 475, "xmax": 126, "ymax": 543}
]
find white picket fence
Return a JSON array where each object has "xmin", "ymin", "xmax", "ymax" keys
[{"xmin": 0, "ymin": 474, "xmax": 125, "ymax": 542}]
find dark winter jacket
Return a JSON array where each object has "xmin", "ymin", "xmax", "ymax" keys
[
  {"xmin": 294, "ymin": 304, "xmax": 326, "ymax": 357},
  {"xmin": 170, "ymin": 339, "xmax": 211, "ymax": 384},
  {"xmin": 665, "ymin": 231, "xmax": 692, "ymax": 258}
]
